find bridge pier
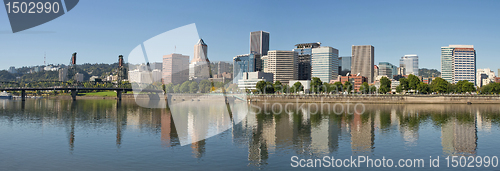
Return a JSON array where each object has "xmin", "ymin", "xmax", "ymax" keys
[
  {"xmin": 117, "ymin": 90, "xmax": 122, "ymax": 101},
  {"xmin": 21, "ymin": 90, "xmax": 26, "ymax": 101},
  {"xmin": 71, "ymin": 90, "xmax": 78, "ymax": 101}
]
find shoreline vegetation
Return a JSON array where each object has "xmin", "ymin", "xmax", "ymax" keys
[{"xmin": 11, "ymin": 91, "xmax": 500, "ymax": 104}]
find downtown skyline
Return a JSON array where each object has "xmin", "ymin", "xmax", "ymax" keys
[{"xmin": 0, "ymin": 0, "xmax": 499, "ymax": 73}]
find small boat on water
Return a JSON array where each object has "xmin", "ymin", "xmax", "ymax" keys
[{"xmin": 0, "ymin": 91, "xmax": 13, "ymax": 99}]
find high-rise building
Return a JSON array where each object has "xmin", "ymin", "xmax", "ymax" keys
[
  {"xmin": 339, "ymin": 56, "xmax": 351, "ymax": 76},
  {"xmin": 59, "ymin": 68, "xmax": 68, "ymax": 82},
  {"xmin": 442, "ymin": 45, "xmax": 475, "ymax": 84},
  {"xmin": 351, "ymin": 45, "xmax": 375, "ymax": 83},
  {"xmin": 378, "ymin": 62, "xmax": 397, "ymax": 79},
  {"xmin": 293, "ymin": 42, "xmax": 321, "ymax": 80},
  {"xmin": 397, "ymin": 67, "xmax": 406, "ymax": 75},
  {"xmin": 476, "ymin": 68, "xmax": 495, "ymax": 87},
  {"xmin": 149, "ymin": 62, "xmax": 163, "ymax": 71},
  {"xmin": 217, "ymin": 61, "xmax": 231, "ymax": 77},
  {"xmin": 374, "ymin": 65, "xmax": 379, "ymax": 80},
  {"xmin": 163, "ymin": 53, "xmax": 189, "ymax": 85},
  {"xmin": 7, "ymin": 66, "xmax": 17, "ymax": 74},
  {"xmin": 250, "ymin": 31, "xmax": 270, "ymax": 55},
  {"xmin": 451, "ymin": 46, "xmax": 476, "ymax": 85},
  {"xmin": 75, "ymin": 73, "xmax": 84, "ymax": 82},
  {"xmin": 261, "ymin": 55, "xmax": 268, "ymax": 72},
  {"xmin": 190, "ymin": 39, "xmax": 210, "ymax": 81},
  {"xmin": 233, "ymin": 53, "xmax": 262, "ymax": 83},
  {"xmin": 311, "ymin": 46, "xmax": 339, "ymax": 83},
  {"xmin": 400, "ymin": 54, "xmax": 419, "ymax": 76},
  {"xmin": 265, "ymin": 50, "xmax": 297, "ymax": 84}
]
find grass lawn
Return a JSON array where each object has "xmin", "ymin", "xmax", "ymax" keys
[{"xmin": 79, "ymin": 91, "xmax": 117, "ymax": 97}]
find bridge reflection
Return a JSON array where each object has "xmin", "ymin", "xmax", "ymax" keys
[{"xmin": 0, "ymin": 100, "xmax": 498, "ymax": 166}]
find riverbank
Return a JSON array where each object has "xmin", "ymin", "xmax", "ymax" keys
[{"xmin": 247, "ymin": 94, "xmax": 500, "ymax": 104}]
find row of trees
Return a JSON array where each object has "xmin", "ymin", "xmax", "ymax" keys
[
  {"xmin": 163, "ymin": 80, "xmax": 228, "ymax": 94},
  {"xmin": 478, "ymin": 82, "xmax": 500, "ymax": 94},
  {"xmin": 395, "ymin": 75, "xmax": 476, "ymax": 94},
  {"xmin": 254, "ymin": 77, "xmax": 389, "ymax": 94}
]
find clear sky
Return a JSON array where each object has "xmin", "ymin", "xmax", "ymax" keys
[{"xmin": 0, "ymin": 0, "xmax": 499, "ymax": 73}]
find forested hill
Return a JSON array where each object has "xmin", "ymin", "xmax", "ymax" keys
[
  {"xmin": 0, "ymin": 63, "xmax": 123, "ymax": 82},
  {"xmin": 419, "ymin": 68, "xmax": 441, "ymax": 77}
]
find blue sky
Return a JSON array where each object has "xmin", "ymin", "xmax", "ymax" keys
[{"xmin": 0, "ymin": 0, "xmax": 499, "ymax": 73}]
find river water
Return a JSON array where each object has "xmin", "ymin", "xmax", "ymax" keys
[{"xmin": 0, "ymin": 99, "xmax": 499, "ymax": 170}]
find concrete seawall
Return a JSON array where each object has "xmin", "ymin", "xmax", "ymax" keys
[{"xmin": 248, "ymin": 95, "xmax": 500, "ymax": 104}]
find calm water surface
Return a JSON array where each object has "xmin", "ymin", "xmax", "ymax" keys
[{"xmin": 0, "ymin": 99, "xmax": 499, "ymax": 170}]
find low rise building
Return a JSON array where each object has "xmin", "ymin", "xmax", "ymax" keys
[
  {"xmin": 340, "ymin": 75, "xmax": 368, "ymax": 92},
  {"xmin": 237, "ymin": 72, "xmax": 274, "ymax": 90}
]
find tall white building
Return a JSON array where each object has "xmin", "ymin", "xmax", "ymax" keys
[
  {"xmin": 442, "ymin": 45, "xmax": 476, "ymax": 84},
  {"xmin": 265, "ymin": 50, "xmax": 297, "ymax": 84},
  {"xmin": 451, "ymin": 46, "xmax": 476, "ymax": 85},
  {"xmin": 311, "ymin": 46, "xmax": 339, "ymax": 83},
  {"xmin": 476, "ymin": 69, "xmax": 494, "ymax": 87},
  {"xmin": 189, "ymin": 39, "xmax": 210, "ymax": 81},
  {"xmin": 399, "ymin": 54, "xmax": 419, "ymax": 76}
]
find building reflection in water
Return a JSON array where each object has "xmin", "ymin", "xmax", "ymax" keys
[{"xmin": 0, "ymin": 100, "xmax": 495, "ymax": 166}]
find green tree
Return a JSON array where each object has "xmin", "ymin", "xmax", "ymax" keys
[
  {"xmin": 310, "ymin": 77, "xmax": 323, "ymax": 93},
  {"xmin": 379, "ymin": 77, "xmax": 392, "ymax": 94},
  {"xmin": 283, "ymin": 84, "xmax": 291, "ymax": 94},
  {"xmin": 173, "ymin": 84, "xmax": 180, "ymax": 93},
  {"xmin": 359, "ymin": 82, "xmax": 370, "ymax": 94},
  {"xmin": 291, "ymin": 82, "xmax": 304, "ymax": 93},
  {"xmin": 408, "ymin": 74, "xmax": 421, "ymax": 90},
  {"xmin": 332, "ymin": 82, "xmax": 344, "ymax": 93},
  {"xmin": 180, "ymin": 81, "xmax": 190, "ymax": 93},
  {"xmin": 370, "ymin": 85, "xmax": 377, "ymax": 93},
  {"xmin": 399, "ymin": 78, "xmax": 409, "ymax": 91},
  {"xmin": 265, "ymin": 81, "xmax": 275, "ymax": 94},
  {"xmin": 343, "ymin": 81, "xmax": 352, "ymax": 93},
  {"xmin": 273, "ymin": 80, "xmax": 283, "ymax": 93},
  {"xmin": 417, "ymin": 82, "xmax": 430, "ymax": 94},
  {"xmin": 256, "ymin": 81, "xmax": 267, "ymax": 94},
  {"xmin": 198, "ymin": 80, "xmax": 211, "ymax": 93},
  {"xmin": 396, "ymin": 85, "xmax": 403, "ymax": 93},
  {"xmin": 189, "ymin": 81, "xmax": 198, "ymax": 93},
  {"xmin": 462, "ymin": 81, "xmax": 476, "ymax": 93},
  {"xmin": 430, "ymin": 77, "xmax": 449, "ymax": 94},
  {"xmin": 164, "ymin": 83, "xmax": 174, "ymax": 93}
]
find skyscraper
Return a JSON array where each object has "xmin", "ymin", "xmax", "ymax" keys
[
  {"xmin": 400, "ymin": 54, "xmax": 419, "ymax": 76},
  {"xmin": 351, "ymin": 45, "xmax": 375, "ymax": 83},
  {"xmin": 339, "ymin": 56, "xmax": 351, "ymax": 76},
  {"xmin": 452, "ymin": 47, "xmax": 476, "ymax": 85},
  {"xmin": 233, "ymin": 53, "xmax": 262, "ymax": 83},
  {"xmin": 378, "ymin": 62, "xmax": 397, "ymax": 79},
  {"xmin": 190, "ymin": 39, "xmax": 210, "ymax": 80},
  {"xmin": 311, "ymin": 46, "xmax": 339, "ymax": 83},
  {"xmin": 163, "ymin": 53, "xmax": 189, "ymax": 85},
  {"xmin": 441, "ymin": 45, "xmax": 476, "ymax": 85},
  {"xmin": 265, "ymin": 50, "xmax": 297, "ymax": 84},
  {"xmin": 293, "ymin": 42, "xmax": 321, "ymax": 80},
  {"xmin": 250, "ymin": 31, "xmax": 270, "ymax": 55},
  {"xmin": 217, "ymin": 61, "xmax": 231, "ymax": 77}
]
